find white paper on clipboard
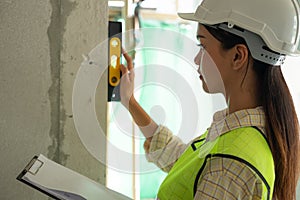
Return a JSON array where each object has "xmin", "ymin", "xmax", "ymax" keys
[{"xmin": 17, "ymin": 154, "xmax": 132, "ymax": 200}]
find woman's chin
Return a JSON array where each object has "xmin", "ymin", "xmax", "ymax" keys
[
  {"xmin": 201, "ymin": 81, "xmax": 225, "ymax": 95},
  {"xmin": 201, "ymin": 82, "xmax": 210, "ymax": 93}
]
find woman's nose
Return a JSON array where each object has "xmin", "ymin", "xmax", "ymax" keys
[{"xmin": 194, "ymin": 51, "xmax": 201, "ymax": 65}]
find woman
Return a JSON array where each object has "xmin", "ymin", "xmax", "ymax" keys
[{"xmin": 120, "ymin": 0, "xmax": 300, "ymax": 199}]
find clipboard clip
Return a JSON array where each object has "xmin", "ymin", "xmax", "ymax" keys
[{"xmin": 24, "ymin": 156, "xmax": 44, "ymax": 175}]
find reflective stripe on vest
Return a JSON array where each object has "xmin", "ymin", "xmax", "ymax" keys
[{"xmin": 157, "ymin": 127, "xmax": 275, "ymax": 200}]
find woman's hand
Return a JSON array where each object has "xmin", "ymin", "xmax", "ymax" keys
[{"xmin": 120, "ymin": 50, "xmax": 135, "ymax": 110}]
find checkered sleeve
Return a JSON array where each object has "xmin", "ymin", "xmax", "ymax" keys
[
  {"xmin": 145, "ymin": 125, "xmax": 188, "ymax": 172},
  {"xmin": 194, "ymin": 157, "xmax": 263, "ymax": 200}
]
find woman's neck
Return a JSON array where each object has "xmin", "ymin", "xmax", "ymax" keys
[{"xmin": 226, "ymin": 82, "xmax": 262, "ymax": 114}]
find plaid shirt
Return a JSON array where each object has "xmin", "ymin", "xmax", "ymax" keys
[{"xmin": 146, "ymin": 107, "xmax": 267, "ymax": 200}]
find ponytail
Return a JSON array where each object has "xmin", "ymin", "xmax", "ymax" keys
[{"xmin": 255, "ymin": 61, "xmax": 300, "ymax": 200}]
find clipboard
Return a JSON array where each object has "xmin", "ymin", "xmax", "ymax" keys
[{"xmin": 17, "ymin": 154, "xmax": 132, "ymax": 200}]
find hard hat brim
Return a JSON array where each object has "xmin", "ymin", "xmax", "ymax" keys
[{"xmin": 178, "ymin": 13, "xmax": 199, "ymax": 22}]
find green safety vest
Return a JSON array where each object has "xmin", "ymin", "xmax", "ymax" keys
[{"xmin": 157, "ymin": 127, "xmax": 275, "ymax": 200}]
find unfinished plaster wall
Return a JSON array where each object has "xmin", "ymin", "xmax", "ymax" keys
[
  {"xmin": 59, "ymin": 0, "xmax": 108, "ymax": 183},
  {"xmin": 0, "ymin": 0, "xmax": 107, "ymax": 199}
]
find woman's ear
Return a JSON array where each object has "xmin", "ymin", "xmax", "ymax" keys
[{"xmin": 232, "ymin": 44, "xmax": 249, "ymax": 70}]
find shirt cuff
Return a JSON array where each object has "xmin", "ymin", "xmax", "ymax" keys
[
  {"xmin": 145, "ymin": 125, "xmax": 187, "ymax": 172},
  {"xmin": 148, "ymin": 125, "xmax": 172, "ymax": 154}
]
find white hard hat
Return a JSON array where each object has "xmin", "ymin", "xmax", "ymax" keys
[{"xmin": 178, "ymin": 0, "xmax": 300, "ymax": 65}]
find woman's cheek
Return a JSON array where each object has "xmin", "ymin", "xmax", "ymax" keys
[{"xmin": 202, "ymin": 53, "xmax": 225, "ymax": 94}]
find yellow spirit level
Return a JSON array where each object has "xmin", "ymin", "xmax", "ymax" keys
[
  {"xmin": 109, "ymin": 37, "xmax": 121, "ymax": 86},
  {"xmin": 108, "ymin": 21, "xmax": 122, "ymax": 102}
]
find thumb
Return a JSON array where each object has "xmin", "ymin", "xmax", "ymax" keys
[{"xmin": 120, "ymin": 64, "xmax": 128, "ymax": 75}]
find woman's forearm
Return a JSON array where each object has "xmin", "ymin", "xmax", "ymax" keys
[{"xmin": 128, "ymin": 96, "xmax": 158, "ymax": 142}]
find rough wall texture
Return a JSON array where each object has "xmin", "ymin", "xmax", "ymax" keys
[
  {"xmin": 59, "ymin": 0, "xmax": 108, "ymax": 184},
  {"xmin": 0, "ymin": 0, "xmax": 108, "ymax": 199}
]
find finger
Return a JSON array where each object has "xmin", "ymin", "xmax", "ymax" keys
[
  {"xmin": 122, "ymin": 50, "xmax": 134, "ymax": 71},
  {"xmin": 121, "ymin": 47, "xmax": 126, "ymax": 54},
  {"xmin": 128, "ymin": 69, "xmax": 135, "ymax": 80},
  {"xmin": 120, "ymin": 64, "xmax": 128, "ymax": 75}
]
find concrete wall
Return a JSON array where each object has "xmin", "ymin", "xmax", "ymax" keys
[{"xmin": 0, "ymin": 0, "xmax": 107, "ymax": 199}]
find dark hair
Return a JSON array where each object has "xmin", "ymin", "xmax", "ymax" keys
[{"xmin": 204, "ymin": 24, "xmax": 300, "ymax": 200}]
